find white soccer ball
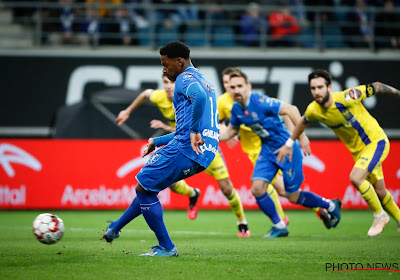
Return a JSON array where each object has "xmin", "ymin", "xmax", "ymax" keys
[{"xmin": 32, "ymin": 213, "xmax": 65, "ymax": 245}]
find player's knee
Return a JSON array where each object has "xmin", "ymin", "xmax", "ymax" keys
[
  {"xmin": 349, "ymin": 174, "xmax": 362, "ymax": 188},
  {"xmin": 251, "ymin": 183, "xmax": 265, "ymax": 197},
  {"xmin": 218, "ymin": 178, "xmax": 233, "ymax": 197},
  {"xmin": 285, "ymin": 193, "xmax": 298, "ymax": 203},
  {"xmin": 274, "ymin": 187, "xmax": 286, "ymax": 196}
]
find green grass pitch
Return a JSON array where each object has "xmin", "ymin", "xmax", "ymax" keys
[{"xmin": 0, "ymin": 210, "xmax": 399, "ymax": 280}]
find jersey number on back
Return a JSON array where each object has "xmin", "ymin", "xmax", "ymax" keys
[
  {"xmin": 248, "ymin": 123, "xmax": 270, "ymax": 138},
  {"xmin": 209, "ymin": 97, "xmax": 220, "ymax": 129}
]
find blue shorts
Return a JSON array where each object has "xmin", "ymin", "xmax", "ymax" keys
[
  {"xmin": 252, "ymin": 143, "xmax": 304, "ymax": 194},
  {"xmin": 136, "ymin": 142, "xmax": 205, "ymax": 193}
]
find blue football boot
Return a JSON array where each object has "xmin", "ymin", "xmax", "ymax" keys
[
  {"xmin": 102, "ymin": 222, "xmax": 120, "ymax": 243},
  {"xmin": 328, "ymin": 198, "xmax": 342, "ymax": 228},
  {"xmin": 263, "ymin": 226, "xmax": 289, "ymax": 238},
  {"xmin": 139, "ymin": 245, "xmax": 179, "ymax": 257}
]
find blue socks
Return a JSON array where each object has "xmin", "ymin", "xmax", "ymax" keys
[
  {"xmin": 136, "ymin": 190, "xmax": 174, "ymax": 250},
  {"xmin": 297, "ymin": 191, "xmax": 330, "ymax": 209},
  {"xmin": 110, "ymin": 197, "xmax": 141, "ymax": 232},
  {"xmin": 256, "ymin": 192, "xmax": 282, "ymax": 224}
]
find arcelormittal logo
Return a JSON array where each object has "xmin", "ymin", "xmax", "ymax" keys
[{"xmin": 0, "ymin": 143, "xmax": 42, "ymax": 177}]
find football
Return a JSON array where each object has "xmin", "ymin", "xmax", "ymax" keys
[{"xmin": 32, "ymin": 213, "xmax": 65, "ymax": 245}]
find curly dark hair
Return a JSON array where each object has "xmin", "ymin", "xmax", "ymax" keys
[
  {"xmin": 308, "ymin": 69, "xmax": 332, "ymax": 86},
  {"xmin": 159, "ymin": 41, "xmax": 190, "ymax": 59}
]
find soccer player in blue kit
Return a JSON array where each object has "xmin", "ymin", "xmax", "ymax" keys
[
  {"xmin": 102, "ymin": 41, "xmax": 220, "ymax": 256},
  {"xmin": 220, "ymin": 70, "xmax": 342, "ymax": 237}
]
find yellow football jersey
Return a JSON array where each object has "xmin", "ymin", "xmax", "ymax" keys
[
  {"xmin": 148, "ymin": 90, "xmax": 176, "ymax": 127},
  {"xmin": 217, "ymin": 92, "xmax": 261, "ymax": 164},
  {"xmin": 304, "ymin": 84, "xmax": 387, "ymax": 155}
]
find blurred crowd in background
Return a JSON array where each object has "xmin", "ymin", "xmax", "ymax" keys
[{"xmin": 4, "ymin": 0, "xmax": 400, "ymax": 50}]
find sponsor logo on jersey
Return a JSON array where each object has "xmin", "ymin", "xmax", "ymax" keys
[
  {"xmin": 244, "ymin": 110, "xmax": 250, "ymax": 116},
  {"xmin": 348, "ymin": 88, "xmax": 362, "ymax": 100},
  {"xmin": 148, "ymin": 153, "xmax": 161, "ymax": 164},
  {"xmin": 202, "ymin": 129, "xmax": 219, "ymax": 140}
]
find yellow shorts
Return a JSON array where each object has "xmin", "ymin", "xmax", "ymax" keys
[
  {"xmin": 204, "ymin": 150, "xmax": 229, "ymax": 180},
  {"xmin": 353, "ymin": 139, "xmax": 390, "ymax": 185}
]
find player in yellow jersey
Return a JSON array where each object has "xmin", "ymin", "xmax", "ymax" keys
[
  {"xmin": 218, "ymin": 67, "xmax": 331, "ymax": 228},
  {"xmin": 116, "ymin": 73, "xmax": 251, "ymax": 237},
  {"xmin": 276, "ymin": 69, "xmax": 400, "ymax": 236}
]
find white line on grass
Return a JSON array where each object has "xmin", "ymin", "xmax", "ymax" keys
[{"xmin": 0, "ymin": 225, "xmax": 233, "ymax": 236}]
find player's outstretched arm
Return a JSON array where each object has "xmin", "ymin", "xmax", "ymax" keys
[
  {"xmin": 219, "ymin": 124, "xmax": 239, "ymax": 142},
  {"xmin": 278, "ymin": 103, "xmax": 311, "ymax": 156},
  {"xmin": 274, "ymin": 118, "xmax": 309, "ymax": 164},
  {"xmin": 372, "ymin": 82, "xmax": 400, "ymax": 98},
  {"xmin": 219, "ymin": 123, "xmax": 239, "ymax": 148},
  {"xmin": 150, "ymin": 119, "xmax": 176, "ymax": 133},
  {"xmin": 116, "ymin": 89, "xmax": 153, "ymax": 125}
]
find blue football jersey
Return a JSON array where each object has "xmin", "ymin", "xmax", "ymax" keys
[
  {"xmin": 231, "ymin": 92, "xmax": 290, "ymax": 153},
  {"xmin": 173, "ymin": 66, "xmax": 219, "ymax": 168}
]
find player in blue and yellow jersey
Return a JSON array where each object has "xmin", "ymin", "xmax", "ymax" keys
[
  {"xmin": 276, "ymin": 69, "xmax": 400, "ymax": 237},
  {"xmin": 103, "ymin": 41, "xmax": 219, "ymax": 256},
  {"xmin": 116, "ymin": 75, "xmax": 251, "ymax": 238},
  {"xmin": 220, "ymin": 71, "xmax": 341, "ymax": 238},
  {"xmin": 115, "ymin": 73, "xmax": 201, "ymax": 220}
]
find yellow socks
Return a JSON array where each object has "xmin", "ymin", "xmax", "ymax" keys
[
  {"xmin": 358, "ymin": 180, "xmax": 384, "ymax": 215},
  {"xmin": 267, "ymin": 184, "xmax": 286, "ymax": 221},
  {"xmin": 228, "ymin": 189, "xmax": 246, "ymax": 223},
  {"xmin": 381, "ymin": 190, "xmax": 400, "ymax": 222},
  {"xmin": 169, "ymin": 180, "xmax": 194, "ymax": 197}
]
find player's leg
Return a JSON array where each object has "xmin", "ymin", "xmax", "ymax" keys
[
  {"xmin": 103, "ymin": 197, "xmax": 141, "ymax": 242},
  {"xmin": 375, "ymin": 179, "xmax": 400, "ymax": 232},
  {"xmin": 169, "ymin": 180, "xmax": 200, "ymax": 220},
  {"xmin": 366, "ymin": 140, "xmax": 400, "ymax": 232},
  {"xmin": 252, "ymin": 179, "xmax": 288, "ymax": 238},
  {"xmin": 205, "ymin": 151, "xmax": 249, "ymax": 237},
  {"xmin": 215, "ymin": 177, "xmax": 250, "ymax": 237},
  {"xmin": 282, "ymin": 144, "xmax": 341, "ymax": 228},
  {"xmin": 247, "ymin": 145, "xmax": 289, "ymax": 225},
  {"xmin": 351, "ymin": 139, "xmax": 390, "ymax": 236},
  {"xmin": 350, "ymin": 167, "xmax": 389, "ymax": 236},
  {"xmin": 269, "ymin": 172, "xmax": 289, "ymax": 225},
  {"xmin": 135, "ymin": 184, "xmax": 176, "ymax": 254},
  {"xmin": 136, "ymin": 148, "xmax": 206, "ymax": 256},
  {"xmin": 252, "ymin": 152, "xmax": 288, "ymax": 238}
]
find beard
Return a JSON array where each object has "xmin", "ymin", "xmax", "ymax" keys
[{"xmin": 315, "ymin": 91, "xmax": 330, "ymax": 105}]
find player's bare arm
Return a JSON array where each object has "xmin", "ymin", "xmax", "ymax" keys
[
  {"xmin": 150, "ymin": 119, "xmax": 175, "ymax": 132},
  {"xmin": 116, "ymin": 89, "xmax": 153, "ymax": 125},
  {"xmin": 274, "ymin": 118, "xmax": 309, "ymax": 164},
  {"xmin": 219, "ymin": 124, "xmax": 239, "ymax": 142},
  {"xmin": 372, "ymin": 82, "xmax": 400, "ymax": 98},
  {"xmin": 278, "ymin": 104, "xmax": 311, "ymax": 157},
  {"xmin": 219, "ymin": 123, "xmax": 239, "ymax": 148},
  {"xmin": 142, "ymin": 137, "xmax": 155, "ymax": 157}
]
